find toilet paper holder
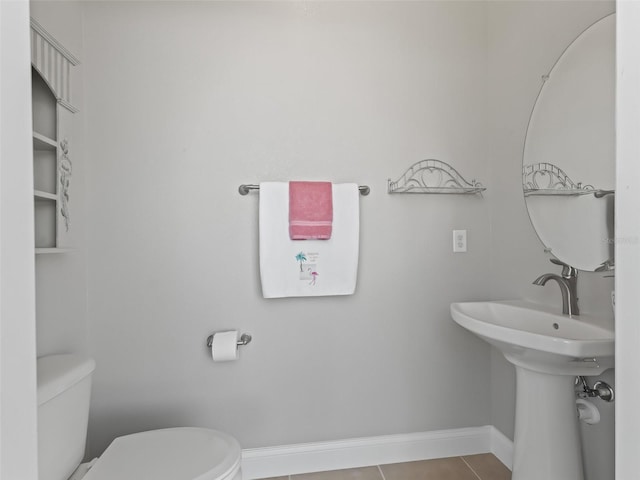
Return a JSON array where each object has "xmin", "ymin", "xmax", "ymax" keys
[{"xmin": 206, "ymin": 332, "xmax": 252, "ymax": 349}]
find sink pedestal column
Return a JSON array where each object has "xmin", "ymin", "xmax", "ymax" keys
[{"xmin": 511, "ymin": 365, "xmax": 583, "ymax": 480}]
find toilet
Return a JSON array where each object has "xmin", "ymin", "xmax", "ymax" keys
[{"xmin": 37, "ymin": 354, "xmax": 242, "ymax": 480}]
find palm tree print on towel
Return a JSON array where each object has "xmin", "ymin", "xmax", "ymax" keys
[{"xmin": 295, "ymin": 251, "xmax": 307, "ymax": 272}]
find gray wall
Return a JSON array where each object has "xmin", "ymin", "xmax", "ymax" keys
[
  {"xmin": 81, "ymin": 1, "xmax": 493, "ymax": 456},
  {"xmin": 30, "ymin": 2, "xmax": 616, "ymax": 477}
]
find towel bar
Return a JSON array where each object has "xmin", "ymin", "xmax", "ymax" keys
[{"xmin": 239, "ymin": 184, "xmax": 370, "ymax": 196}]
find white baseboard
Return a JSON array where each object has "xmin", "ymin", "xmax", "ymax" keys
[
  {"xmin": 241, "ymin": 425, "xmax": 513, "ymax": 479},
  {"xmin": 488, "ymin": 426, "xmax": 514, "ymax": 470}
]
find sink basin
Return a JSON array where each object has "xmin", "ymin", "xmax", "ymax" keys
[
  {"xmin": 450, "ymin": 300, "xmax": 614, "ymax": 375},
  {"xmin": 451, "ymin": 299, "xmax": 615, "ymax": 480}
]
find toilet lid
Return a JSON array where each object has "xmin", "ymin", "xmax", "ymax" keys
[{"xmin": 83, "ymin": 428, "xmax": 241, "ymax": 480}]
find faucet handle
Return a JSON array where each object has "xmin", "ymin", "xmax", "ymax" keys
[{"xmin": 550, "ymin": 258, "xmax": 578, "ymax": 278}]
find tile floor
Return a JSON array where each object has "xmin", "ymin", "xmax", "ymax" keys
[{"xmin": 261, "ymin": 454, "xmax": 511, "ymax": 480}]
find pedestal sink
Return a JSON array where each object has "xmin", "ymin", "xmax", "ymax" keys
[{"xmin": 450, "ymin": 300, "xmax": 614, "ymax": 480}]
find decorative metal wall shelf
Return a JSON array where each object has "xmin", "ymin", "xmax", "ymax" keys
[
  {"xmin": 523, "ymin": 163, "xmax": 614, "ymax": 198},
  {"xmin": 388, "ymin": 159, "xmax": 485, "ymax": 194}
]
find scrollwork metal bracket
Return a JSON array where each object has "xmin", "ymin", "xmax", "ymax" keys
[
  {"xmin": 388, "ymin": 159, "xmax": 486, "ymax": 194},
  {"xmin": 523, "ymin": 163, "xmax": 613, "ymax": 197}
]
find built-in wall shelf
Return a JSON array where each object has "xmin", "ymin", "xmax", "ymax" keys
[
  {"xmin": 30, "ymin": 18, "xmax": 79, "ymax": 113},
  {"xmin": 34, "ymin": 190, "xmax": 57, "ymax": 201},
  {"xmin": 33, "ymin": 132, "xmax": 57, "ymax": 151},
  {"xmin": 31, "ymin": 19, "xmax": 78, "ymax": 253},
  {"xmin": 388, "ymin": 159, "xmax": 486, "ymax": 194},
  {"xmin": 35, "ymin": 248, "xmax": 73, "ymax": 255}
]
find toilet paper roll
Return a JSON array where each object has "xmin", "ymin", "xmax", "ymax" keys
[{"xmin": 211, "ymin": 331, "xmax": 239, "ymax": 362}]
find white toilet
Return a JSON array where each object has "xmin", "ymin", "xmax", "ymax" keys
[{"xmin": 37, "ymin": 354, "xmax": 242, "ymax": 480}]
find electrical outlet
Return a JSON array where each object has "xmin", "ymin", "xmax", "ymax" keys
[{"xmin": 453, "ymin": 230, "xmax": 467, "ymax": 253}]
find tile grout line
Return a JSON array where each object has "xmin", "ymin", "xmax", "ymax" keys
[
  {"xmin": 376, "ymin": 465, "xmax": 387, "ymax": 480},
  {"xmin": 460, "ymin": 456, "xmax": 483, "ymax": 480}
]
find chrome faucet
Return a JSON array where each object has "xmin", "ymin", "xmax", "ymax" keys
[{"xmin": 533, "ymin": 259, "xmax": 579, "ymax": 316}]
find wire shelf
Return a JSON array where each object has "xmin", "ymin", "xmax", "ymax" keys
[
  {"xmin": 388, "ymin": 159, "xmax": 485, "ymax": 194},
  {"xmin": 523, "ymin": 163, "xmax": 614, "ymax": 198}
]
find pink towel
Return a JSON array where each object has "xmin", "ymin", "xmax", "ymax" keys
[{"xmin": 289, "ymin": 181, "xmax": 333, "ymax": 240}]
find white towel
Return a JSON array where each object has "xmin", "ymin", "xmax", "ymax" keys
[{"xmin": 259, "ymin": 182, "xmax": 359, "ymax": 298}]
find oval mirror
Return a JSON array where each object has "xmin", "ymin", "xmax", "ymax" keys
[{"xmin": 522, "ymin": 14, "xmax": 615, "ymax": 272}]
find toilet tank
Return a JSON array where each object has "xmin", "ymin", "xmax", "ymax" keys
[{"xmin": 37, "ymin": 354, "xmax": 96, "ymax": 480}]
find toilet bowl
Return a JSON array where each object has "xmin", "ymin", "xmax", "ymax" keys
[{"xmin": 37, "ymin": 354, "xmax": 242, "ymax": 480}]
